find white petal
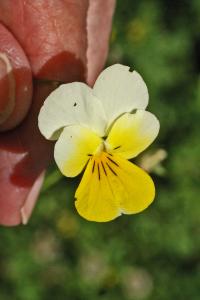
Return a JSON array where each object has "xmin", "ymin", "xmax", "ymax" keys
[
  {"xmin": 38, "ymin": 82, "xmax": 106, "ymax": 140},
  {"xmin": 93, "ymin": 64, "xmax": 149, "ymax": 129},
  {"xmin": 54, "ymin": 125, "xmax": 102, "ymax": 177},
  {"xmin": 106, "ymin": 110, "xmax": 160, "ymax": 159}
]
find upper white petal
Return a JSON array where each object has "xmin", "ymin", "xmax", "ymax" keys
[
  {"xmin": 93, "ymin": 64, "xmax": 149, "ymax": 129},
  {"xmin": 38, "ymin": 82, "xmax": 107, "ymax": 140}
]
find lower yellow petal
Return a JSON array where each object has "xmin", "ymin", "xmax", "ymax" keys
[
  {"xmin": 75, "ymin": 152, "xmax": 155, "ymax": 222},
  {"xmin": 75, "ymin": 154, "xmax": 120, "ymax": 222},
  {"xmin": 111, "ymin": 155, "xmax": 155, "ymax": 214}
]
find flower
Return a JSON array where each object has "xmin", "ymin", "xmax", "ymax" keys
[{"xmin": 38, "ymin": 64, "xmax": 160, "ymax": 222}]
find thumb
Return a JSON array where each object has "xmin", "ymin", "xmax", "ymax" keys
[{"xmin": 0, "ymin": 23, "xmax": 32, "ymax": 131}]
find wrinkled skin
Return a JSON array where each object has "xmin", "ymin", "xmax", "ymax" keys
[{"xmin": 0, "ymin": 0, "xmax": 115, "ymax": 226}]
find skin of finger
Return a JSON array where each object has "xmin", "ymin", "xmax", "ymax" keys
[
  {"xmin": 0, "ymin": 0, "xmax": 89, "ymax": 82},
  {"xmin": 20, "ymin": 171, "xmax": 46, "ymax": 225},
  {"xmin": 0, "ymin": 0, "xmax": 115, "ymax": 226},
  {"xmin": 0, "ymin": 23, "xmax": 32, "ymax": 131},
  {"xmin": 86, "ymin": 0, "xmax": 116, "ymax": 86},
  {"xmin": 0, "ymin": 82, "xmax": 55, "ymax": 226},
  {"xmin": 0, "ymin": 1, "xmax": 90, "ymax": 226}
]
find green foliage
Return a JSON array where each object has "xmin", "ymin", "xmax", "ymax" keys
[{"xmin": 1, "ymin": 1, "xmax": 200, "ymax": 299}]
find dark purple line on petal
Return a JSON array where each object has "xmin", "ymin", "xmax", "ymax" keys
[
  {"xmin": 92, "ymin": 160, "xmax": 95, "ymax": 173},
  {"xmin": 106, "ymin": 162, "xmax": 117, "ymax": 176},
  {"xmin": 101, "ymin": 161, "xmax": 107, "ymax": 176},
  {"xmin": 107, "ymin": 156, "xmax": 119, "ymax": 167},
  {"xmin": 97, "ymin": 163, "xmax": 101, "ymax": 180},
  {"xmin": 113, "ymin": 146, "xmax": 121, "ymax": 150}
]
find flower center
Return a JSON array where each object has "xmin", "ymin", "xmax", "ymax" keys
[
  {"xmin": 90, "ymin": 151, "xmax": 119, "ymax": 181},
  {"xmin": 94, "ymin": 139, "xmax": 116, "ymax": 156},
  {"xmin": 94, "ymin": 141, "xmax": 105, "ymax": 156}
]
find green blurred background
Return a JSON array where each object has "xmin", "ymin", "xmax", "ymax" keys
[{"xmin": 1, "ymin": 1, "xmax": 200, "ymax": 299}]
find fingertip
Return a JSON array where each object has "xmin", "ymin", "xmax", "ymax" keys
[{"xmin": 0, "ymin": 23, "xmax": 32, "ymax": 131}]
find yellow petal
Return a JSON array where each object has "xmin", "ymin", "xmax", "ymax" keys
[
  {"xmin": 75, "ymin": 153, "xmax": 155, "ymax": 222},
  {"xmin": 54, "ymin": 125, "xmax": 102, "ymax": 177},
  {"xmin": 75, "ymin": 153, "xmax": 120, "ymax": 222},
  {"xmin": 110, "ymin": 154, "xmax": 155, "ymax": 214},
  {"xmin": 106, "ymin": 110, "xmax": 160, "ymax": 159}
]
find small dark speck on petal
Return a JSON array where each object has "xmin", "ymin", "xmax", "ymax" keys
[
  {"xmin": 70, "ymin": 136, "xmax": 72, "ymax": 138},
  {"xmin": 73, "ymin": 102, "xmax": 77, "ymax": 107}
]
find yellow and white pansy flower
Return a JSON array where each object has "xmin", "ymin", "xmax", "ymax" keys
[{"xmin": 38, "ymin": 64, "xmax": 160, "ymax": 222}]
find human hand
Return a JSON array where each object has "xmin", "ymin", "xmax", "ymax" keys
[{"xmin": 0, "ymin": 0, "xmax": 115, "ymax": 226}]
